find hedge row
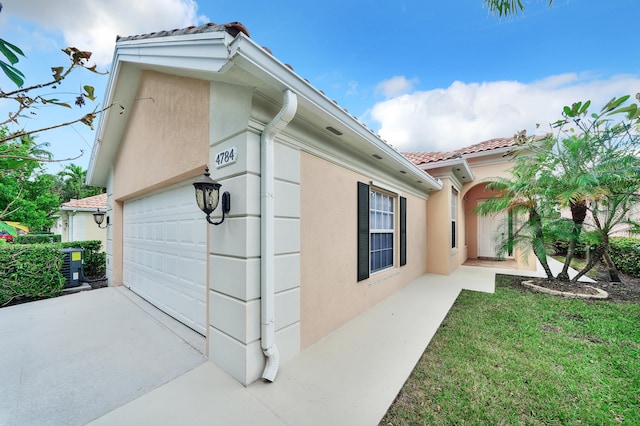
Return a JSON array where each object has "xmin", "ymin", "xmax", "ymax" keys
[
  {"xmin": 609, "ymin": 238, "xmax": 640, "ymax": 277},
  {"xmin": 551, "ymin": 239, "xmax": 587, "ymax": 257},
  {"xmin": 0, "ymin": 240, "xmax": 106, "ymax": 306},
  {"xmin": 0, "ymin": 245, "xmax": 66, "ymax": 306},
  {"xmin": 15, "ymin": 234, "xmax": 62, "ymax": 244}
]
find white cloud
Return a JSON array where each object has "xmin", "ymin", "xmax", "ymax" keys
[
  {"xmin": 370, "ymin": 74, "xmax": 640, "ymax": 152},
  {"xmin": 375, "ymin": 76, "xmax": 419, "ymax": 98},
  {"xmin": 5, "ymin": 0, "xmax": 207, "ymax": 66},
  {"xmin": 346, "ymin": 80, "xmax": 359, "ymax": 96}
]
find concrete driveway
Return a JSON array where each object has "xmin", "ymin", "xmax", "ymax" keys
[{"xmin": 0, "ymin": 286, "xmax": 206, "ymax": 426}]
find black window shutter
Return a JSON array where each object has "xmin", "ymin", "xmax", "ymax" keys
[
  {"xmin": 400, "ymin": 196, "xmax": 407, "ymax": 266},
  {"xmin": 357, "ymin": 182, "xmax": 370, "ymax": 281}
]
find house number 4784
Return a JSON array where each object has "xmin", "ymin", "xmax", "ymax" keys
[{"xmin": 214, "ymin": 147, "xmax": 238, "ymax": 168}]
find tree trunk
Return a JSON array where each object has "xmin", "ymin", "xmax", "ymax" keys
[
  {"xmin": 559, "ymin": 201, "xmax": 587, "ymax": 281},
  {"xmin": 557, "ymin": 239, "xmax": 574, "ymax": 281},
  {"xmin": 571, "ymin": 244, "xmax": 605, "ymax": 283},
  {"xmin": 537, "ymin": 253, "xmax": 555, "ymax": 280},
  {"xmin": 530, "ymin": 209, "xmax": 554, "ymax": 280},
  {"xmin": 603, "ymin": 249, "xmax": 621, "ymax": 283}
]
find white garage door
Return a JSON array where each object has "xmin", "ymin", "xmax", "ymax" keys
[{"xmin": 123, "ymin": 181, "xmax": 207, "ymax": 335}]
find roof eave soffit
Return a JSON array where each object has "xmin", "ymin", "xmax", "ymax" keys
[{"xmin": 420, "ymin": 158, "xmax": 474, "ymax": 184}]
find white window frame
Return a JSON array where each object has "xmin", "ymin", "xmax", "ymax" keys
[{"xmin": 370, "ymin": 188, "xmax": 395, "ymax": 273}]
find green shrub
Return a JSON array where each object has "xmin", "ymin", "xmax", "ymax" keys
[
  {"xmin": 62, "ymin": 240, "xmax": 105, "ymax": 279},
  {"xmin": 551, "ymin": 239, "xmax": 587, "ymax": 257},
  {"xmin": 0, "ymin": 244, "xmax": 66, "ymax": 306},
  {"xmin": 609, "ymin": 238, "xmax": 640, "ymax": 277},
  {"xmin": 547, "ymin": 219, "xmax": 590, "ymax": 257},
  {"xmin": 15, "ymin": 234, "xmax": 62, "ymax": 244}
]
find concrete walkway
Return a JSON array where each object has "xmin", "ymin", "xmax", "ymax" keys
[{"xmin": 90, "ymin": 266, "xmax": 504, "ymax": 426}]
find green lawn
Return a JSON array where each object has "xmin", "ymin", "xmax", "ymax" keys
[{"xmin": 382, "ymin": 275, "xmax": 640, "ymax": 425}]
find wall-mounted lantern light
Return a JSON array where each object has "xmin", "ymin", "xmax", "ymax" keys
[
  {"xmin": 93, "ymin": 209, "xmax": 110, "ymax": 229},
  {"xmin": 193, "ymin": 166, "xmax": 231, "ymax": 225}
]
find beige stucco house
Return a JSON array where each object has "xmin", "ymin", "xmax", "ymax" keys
[
  {"xmin": 404, "ymin": 138, "xmax": 537, "ymax": 276},
  {"xmin": 53, "ymin": 193, "xmax": 107, "ymax": 250},
  {"xmin": 87, "ymin": 22, "xmax": 533, "ymax": 386}
]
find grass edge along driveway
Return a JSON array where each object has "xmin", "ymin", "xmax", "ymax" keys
[{"xmin": 382, "ymin": 275, "xmax": 640, "ymax": 425}]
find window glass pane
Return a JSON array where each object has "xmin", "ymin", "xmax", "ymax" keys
[
  {"xmin": 371, "ymin": 251, "xmax": 379, "ymax": 271},
  {"xmin": 370, "ymin": 231, "xmax": 394, "ymax": 273}
]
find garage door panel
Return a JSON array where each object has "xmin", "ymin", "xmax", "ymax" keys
[{"xmin": 123, "ymin": 181, "xmax": 207, "ymax": 335}]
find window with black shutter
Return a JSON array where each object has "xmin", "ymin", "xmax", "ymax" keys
[{"xmin": 357, "ymin": 182, "xmax": 406, "ymax": 282}]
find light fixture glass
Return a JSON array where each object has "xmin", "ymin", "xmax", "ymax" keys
[
  {"xmin": 93, "ymin": 209, "xmax": 108, "ymax": 228},
  {"xmin": 193, "ymin": 166, "xmax": 230, "ymax": 225}
]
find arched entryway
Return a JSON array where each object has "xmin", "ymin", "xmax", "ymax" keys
[{"xmin": 463, "ymin": 182, "xmax": 512, "ymax": 260}]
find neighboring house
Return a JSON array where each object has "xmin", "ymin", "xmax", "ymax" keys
[
  {"xmin": 86, "ymin": 22, "xmax": 532, "ymax": 386},
  {"xmin": 53, "ymin": 193, "xmax": 107, "ymax": 250},
  {"xmin": 610, "ymin": 201, "xmax": 640, "ymax": 237}
]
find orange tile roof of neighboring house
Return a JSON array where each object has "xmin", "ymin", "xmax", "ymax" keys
[
  {"xmin": 403, "ymin": 137, "xmax": 517, "ymax": 165},
  {"xmin": 61, "ymin": 193, "xmax": 107, "ymax": 210}
]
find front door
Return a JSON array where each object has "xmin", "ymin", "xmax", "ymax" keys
[{"xmin": 477, "ymin": 200, "xmax": 508, "ymax": 258}]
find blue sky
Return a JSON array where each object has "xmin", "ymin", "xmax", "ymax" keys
[{"xmin": 1, "ymin": 0, "xmax": 638, "ymax": 175}]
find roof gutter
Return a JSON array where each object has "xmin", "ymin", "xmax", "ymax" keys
[
  {"xmin": 260, "ymin": 89, "xmax": 298, "ymax": 382},
  {"xmin": 227, "ymin": 35, "xmax": 442, "ymax": 193}
]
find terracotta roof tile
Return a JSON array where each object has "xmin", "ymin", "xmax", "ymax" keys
[
  {"xmin": 403, "ymin": 137, "xmax": 517, "ymax": 165},
  {"xmin": 456, "ymin": 137, "xmax": 516, "ymax": 155},
  {"xmin": 402, "ymin": 151, "xmax": 459, "ymax": 164},
  {"xmin": 62, "ymin": 193, "xmax": 107, "ymax": 210}
]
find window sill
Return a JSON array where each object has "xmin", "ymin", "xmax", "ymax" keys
[{"xmin": 368, "ymin": 269, "xmax": 400, "ymax": 287}]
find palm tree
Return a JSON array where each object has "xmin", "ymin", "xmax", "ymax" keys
[
  {"xmin": 549, "ymin": 96, "xmax": 640, "ymax": 282},
  {"xmin": 477, "ymin": 146, "xmax": 556, "ymax": 279},
  {"xmin": 59, "ymin": 163, "xmax": 86, "ymax": 201},
  {"xmin": 545, "ymin": 134, "xmax": 602, "ymax": 281},
  {"xmin": 484, "ymin": 0, "xmax": 554, "ymax": 16},
  {"xmin": 478, "ymin": 94, "xmax": 640, "ymax": 284}
]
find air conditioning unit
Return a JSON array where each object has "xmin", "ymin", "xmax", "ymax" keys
[{"xmin": 61, "ymin": 248, "xmax": 83, "ymax": 288}]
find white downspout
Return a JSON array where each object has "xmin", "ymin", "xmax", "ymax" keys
[{"xmin": 260, "ymin": 89, "xmax": 297, "ymax": 382}]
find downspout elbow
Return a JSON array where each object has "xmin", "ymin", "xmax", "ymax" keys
[{"xmin": 260, "ymin": 89, "xmax": 297, "ymax": 382}]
